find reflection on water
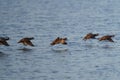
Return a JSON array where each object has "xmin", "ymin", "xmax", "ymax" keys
[
  {"xmin": 0, "ymin": 52, "xmax": 6, "ymax": 57},
  {"xmin": 17, "ymin": 48, "xmax": 33, "ymax": 52},
  {"xmin": 0, "ymin": 0, "xmax": 120, "ymax": 80}
]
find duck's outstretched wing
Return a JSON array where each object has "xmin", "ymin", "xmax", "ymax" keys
[
  {"xmin": 25, "ymin": 40, "xmax": 34, "ymax": 46},
  {"xmin": 0, "ymin": 40, "xmax": 9, "ymax": 46}
]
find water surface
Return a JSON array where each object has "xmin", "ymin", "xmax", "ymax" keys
[{"xmin": 0, "ymin": 0, "xmax": 120, "ymax": 80}]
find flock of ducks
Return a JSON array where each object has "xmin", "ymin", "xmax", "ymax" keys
[
  {"xmin": 0, "ymin": 37, "xmax": 34, "ymax": 46},
  {"xmin": 0, "ymin": 33, "xmax": 115, "ymax": 47},
  {"xmin": 83, "ymin": 33, "xmax": 114, "ymax": 42},
  {"xmin": 50, "ymin": 33, "xmax": 115, "ymax": 46}
]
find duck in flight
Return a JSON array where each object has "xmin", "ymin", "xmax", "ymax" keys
[
  {"xmin": 50, "ymin": 37, "xmax": 67, "ymax": 45},
  {"xmin": 0, "ymin": 37, "xmax": 10, "ymax": 46},
  {"xmin": 83, "ymin": 33, "xmax": 99, "ymax": 40},
  {"xmin": 98, "ymin": 35, "xmax": 115, "ymax": 42},
  {"xmin": 18, "ymin": 37, "xmax": 34, "ymax": 46}
]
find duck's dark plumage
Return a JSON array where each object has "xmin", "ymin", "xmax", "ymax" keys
[
  {"xmin": 0, "ymin": 37, "xmax": 10, "ymax": 46},
  {"xmin": 83, "ymin": 33, "xmax": 99, "ymax": 40},
  {"xmin": 18, "ymin": 37, "xmax": 34, "ymax": 46},
  {"xmin": 50, "ymin": 37, "xmax": 67, "ymax": 45},
  {"xmin": 99, "ymin": 35, "xmax": 115, "ymax": 42}
]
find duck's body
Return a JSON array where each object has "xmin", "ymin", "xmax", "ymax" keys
[
  {"xmin": 0, "ymin": 37, "xmax": 10, "ymax": 46},
  {"xmin": 18, "ymin": 37, "xmax": 34, "ymax": 46},
  {"xmin": 51, "ymin": 37, "xmax": 67, "ymax": 45},
  {"xmin": 83, "ymin": 33, "xmax": 99, "ymax": 40},
  {"xmin": 99, "ymin": 35, "xmax": 114, "ymax": 42}
]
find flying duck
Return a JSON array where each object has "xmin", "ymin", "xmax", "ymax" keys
[
  {"xmin": 0, "ymin": 37, "xmax": 10, "ymax": 46},
  {"xmin": 50, "ymin": 37, "xmax": 67, "ymax": 45},
  {"xmin": 98, "ymin": 35, "xmax": 115, "ymax": 42},
  {"xmin": 18, "ymin": 37, "xmax": 34, "ymax": 46},
  {"xmin": 83, "ymin": 33, "xmax": 99, "ymax": 40}
]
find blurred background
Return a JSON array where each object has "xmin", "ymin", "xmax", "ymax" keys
[{"xmin": 0, "ymin": 0, "xmax": 120, "ymax": 80}]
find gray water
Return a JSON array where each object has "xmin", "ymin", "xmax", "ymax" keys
[{"xmin": 0, "ymin": 0, "xmax": 120, "ymax": 80}]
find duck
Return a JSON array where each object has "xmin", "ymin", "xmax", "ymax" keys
[
  {"xmin": 83, "ymin": 33, "xmax": 99, "ymax": 40},
  {"xmin": 50, "ymin": 37, "xmax": 67, "ymax": 45},
  {"xmin": 18, "ymin": 37, "xmax": 34, "ymax": 46},
  {"xmin": 98, "ymin": 35, "xmax": 114, "ymax": 42},
  {"xmin": 0, "ymin": 37, "xmax": 10, "ymax": 46}
]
